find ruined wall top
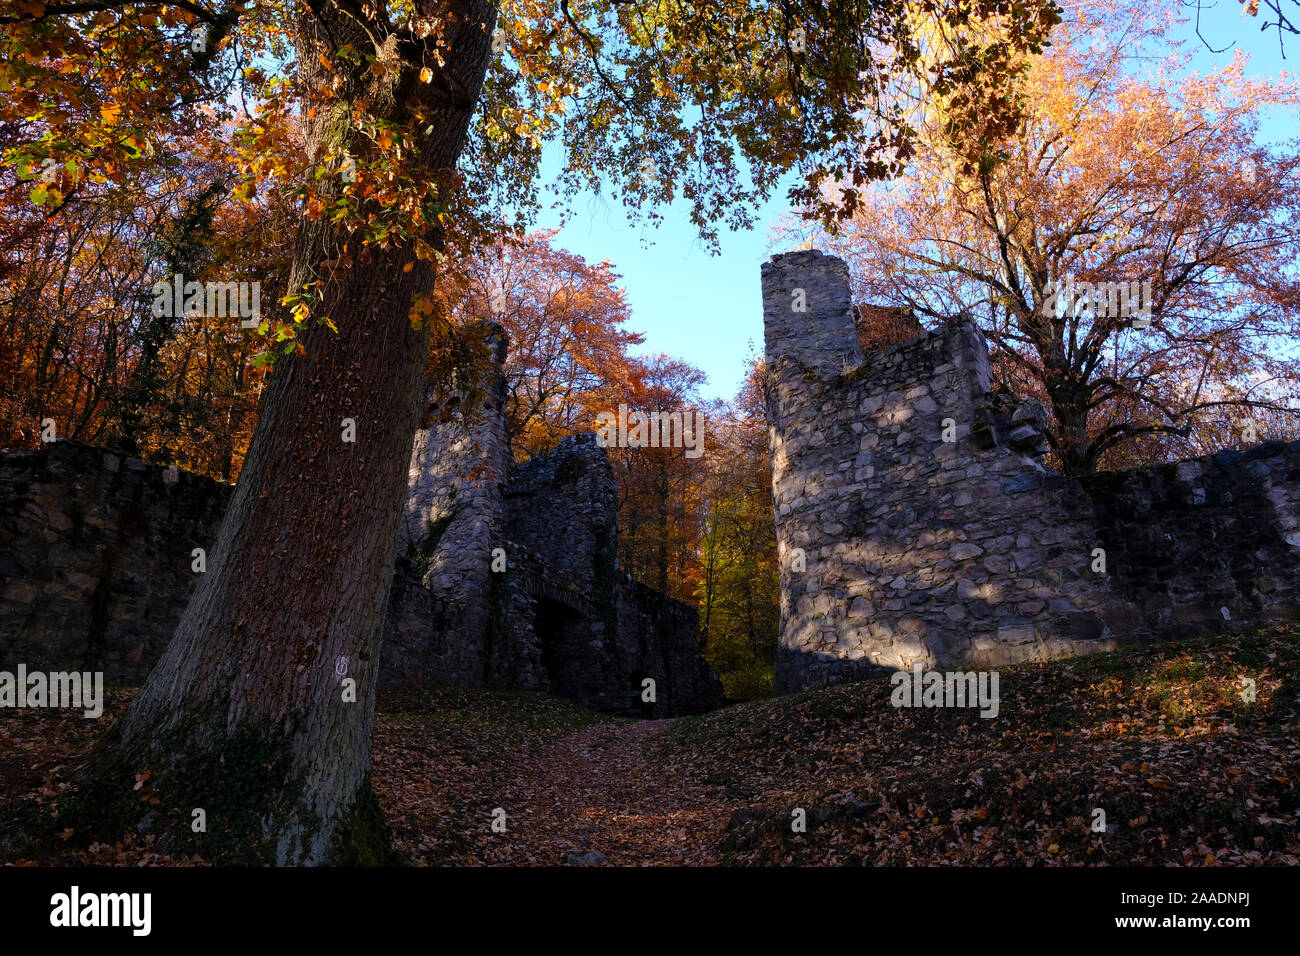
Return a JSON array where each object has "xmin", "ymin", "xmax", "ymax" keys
[
  {"xmin": 505, "ymin": 432, "xmax": 619, "ymax": 598},
  {"xmin": 762, "ymin": 250, "xmax": 862, "ymax": 378},
  {"xmin": 760, "ymin": 251, "xmax": 1300, "ymax": 695}
]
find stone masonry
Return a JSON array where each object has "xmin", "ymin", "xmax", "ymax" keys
[
  {"xmin": 0, "ymin": 334, "xmax": 721, "ymax": 715},
  {"xmin": 763, "ymin": 249, "xmax": 1300, "ymax": 694},
  {"xmin": 385, "ymin": 325, "xmax": 721, "ymax": 715},
  {"xmin": 0, "ymin": 443, "xmax": 229, "ymax": 678}
]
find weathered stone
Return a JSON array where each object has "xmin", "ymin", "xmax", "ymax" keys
[
  {"xmin": 1002, "ymin": 473, "xmax": 1044, "ymax": 495},
  {"xmin": 847, "ymin": 597, "xmax": 874, "ymax": 618},
  {"xmin": 1007, "ymin": 425, "xmax": 1039, "ymax": 445},
  {"xmin": 3, "ymin": 581, "xmax": 37, "ymax": 603},
  {"xmin": 2, "ymin": 343, "xmax": 722, "ymax": 718},
  {"xmin": 46, "ymin": 510, "xmax": 74, "ymax": 532},
  {"xmin": 996, "ymin": 620, "xmax": 1037, "ymax": 645},
  {"xmin": 762, "ymin": 250, "xmax": 1300, "ymax": 694}
]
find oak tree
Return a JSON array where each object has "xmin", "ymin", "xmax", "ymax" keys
[{"xmin": 1, "ymin": 0, "xmax": 1060, "ymax": 862}]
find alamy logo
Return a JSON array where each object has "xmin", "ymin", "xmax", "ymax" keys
[
  {"xmin": 50, "ymin": 886, "xmax": 151, "ymax": 936},
  {"xmin": 595, "ymin": 404, "xmax": 705, "ymax": 459},
  {"xmin": 890, "ymin": 665, "xmax": 1000, "ymax": 718},
  {"xmin": 0, "ymin": 664, "xmax": 103, "ymax": 718},
  {"xmin": 151, "ymin": 273, "xmax": 261, "ymax": 328},
  {"xmin": 1039, "ymin": 277, "xmax": 1152, "ymax": 327}
]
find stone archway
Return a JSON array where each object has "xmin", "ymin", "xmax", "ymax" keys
[{"xmin": 535, "ymin": 596, "xmax": 589, "ymax": 697}]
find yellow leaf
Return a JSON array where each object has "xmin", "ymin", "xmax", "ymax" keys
[{"xmin": 420, "ymin": 67, "xmax": 433, "ymax": 83}]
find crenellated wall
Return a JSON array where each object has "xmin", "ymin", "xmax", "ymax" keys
[{"xmin": 763, "ymin": 249, "xmax": 1300, "ymax": 694}]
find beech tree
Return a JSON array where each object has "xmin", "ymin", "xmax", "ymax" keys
[
  {"xmin": 610, "ymin": 352, "xmax": 709, "ymax": 601},
  {"xmin": 1, "ymin": 0, "xmax": 1060, "ymax": 863},
  {"xmin": 794, "ymin": 0, "xmax": 1300, "ymax": 474},
  {"xmin": 696, "ymin": 360, "xmax": 778, "ymax": 698},
  {"xmin": 434, "ymin": 228, "xmax": 643, "ymax": 459}
]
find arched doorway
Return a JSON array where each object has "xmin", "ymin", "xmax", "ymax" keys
[{"xmin": 535, "ymin": 596, "xmax": 587, "ymax": 696}]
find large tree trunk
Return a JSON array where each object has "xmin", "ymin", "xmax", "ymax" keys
[
  {"xmin": 52, "ymin": 0, "xmax": 498, "ymax": 865},
  {"xmin": 1045, "ymin": 371, "xmax": 1096, "ymax": 476}
]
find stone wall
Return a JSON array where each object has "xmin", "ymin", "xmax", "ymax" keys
[
  {"xmin": 498, "ymin": 433, "xmax": 620, "ymax": 697},
  {"xmin": 383, "ymin": 326, "xmax": 720, "ymax": 714},
  {"xmin": 387, "ymin": 327, "xmax": 511, "ymax": 687},
  {"xmin": 0, "ymin": 441, "xmax": 231, "ymax": 684},
  {"xmin": 616, "ymin": 575, "xmax": 720, "ymax": 716},
  {"xmin": 386, "ymin": 428, "xmax": 721, "ymax": 715},
  {"xmin": 2, "ymin": 340, "xmax": 722, "ymax": 716},
  {"xmin": 763, "ymin": 249, "xmax": 1300, "ymax": 694},
  {"xmin": 499, "ymin": 434, "xmax": 721, "ymax": 715},
  {"xmin": 504, "ymin": 433, "xmax": 620, "ymax": 602}
]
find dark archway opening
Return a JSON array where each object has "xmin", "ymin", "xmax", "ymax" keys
[
  {"xmin": 629, "ymin": 669, "xmax": 655, "ymax": 718},
  {"xmin": 535, "ymin": 596, "xmax": 587, "ymax": 697}
]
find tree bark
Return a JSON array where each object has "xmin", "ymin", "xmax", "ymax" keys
[
  {"xmin": 1045, "ymin": 369, "xmax": 1096, "ymax": 476},
  {"xmin": 53, "ymin": 0, "xmax": 498, "ymax": 865}
]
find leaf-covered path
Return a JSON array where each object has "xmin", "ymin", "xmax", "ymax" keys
[
  {"xmin": 371, "ymin": 687, "xmax": 737, "ymax": 866},
  {"xmin": 376, "ymin": 627, "xmax": 1300, "ymax": 867},
  {"xmin": 473, "ymin": 720, "xmax": 728, "ymax": 866}
]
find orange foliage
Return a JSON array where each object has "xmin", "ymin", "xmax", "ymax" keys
[{"xmin": 787, "ymin": 0, "xmax": 1300, "ymax": 473}]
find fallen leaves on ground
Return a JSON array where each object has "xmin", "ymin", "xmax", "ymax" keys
[
  {"xmin": 653, "ymin": 625, "xmax": 1300, "ymax": 865},
  {"xmin": 3, "ymin": 626, "xmax": 1297, "ymax": 866}
]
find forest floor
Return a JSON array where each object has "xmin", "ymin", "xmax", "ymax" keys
[{"xmin": 2, "ymin": 625, "xmax": 1298, "ymax": 866}]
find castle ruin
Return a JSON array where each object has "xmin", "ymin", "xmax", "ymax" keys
[
  {"xmin": 383, "ymin": 327, "xmax": 720, "ymax": 713},
  {"xmin": 0, "ymin": 330, "xmax": 721, "ymax": 716},
  {"xmin": 763, "ymin": 250, "xmax": 1300, "ymax": 694}
]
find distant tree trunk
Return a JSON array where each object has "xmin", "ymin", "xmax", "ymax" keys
[
  {"xmin": 1043, "ymin": 360, "xmax": 1096, "ymax": 476},
  {"xmin": 56, "ymin": 0, "xmax": 497, "ymax": 865},
  {"xmin": 655, "ymin": 470, "xmax": 670, "ymax": 593},
  {"xmin": 1051, "ymin": 397, "xmax": 1096, "ymax": 475}
]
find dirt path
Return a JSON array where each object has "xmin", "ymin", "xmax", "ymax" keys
[{"xmin": 475, "ymin": 719, "xmax": 732, "ymax": 866}]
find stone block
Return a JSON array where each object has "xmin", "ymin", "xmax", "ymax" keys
[{"xmin": 996, "ymin": 620, "xmax": 1037, "ymax": 645}]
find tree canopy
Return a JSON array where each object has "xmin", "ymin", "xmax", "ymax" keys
[{"xmin": 789, "ymin": 0, "xmax": 1300, "ymax": 473}]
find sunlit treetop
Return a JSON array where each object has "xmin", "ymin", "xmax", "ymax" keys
[{"xmin": 0, "ymin": 0, "xmax": 1061, "ymax": 348}]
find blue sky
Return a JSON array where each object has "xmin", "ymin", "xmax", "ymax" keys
[{"xmin": 533, "ymin": 4, "xmax": 1299, "ymax": 401}]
